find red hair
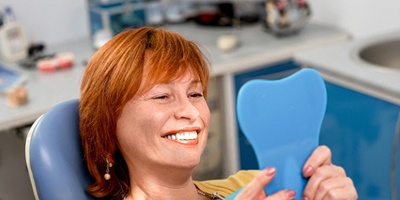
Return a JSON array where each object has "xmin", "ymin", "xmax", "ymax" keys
[{"xmin": 79, "ymin": 27, "xmax": 210, "ymax": 199}]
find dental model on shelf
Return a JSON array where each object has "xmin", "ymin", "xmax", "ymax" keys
[
  {"xmin": 6, "ymin": 86, "xmax": 28, "ymax": 107},
  {"xmin": 36, "ymin": 53, "xmax": 75, "ymax": 73}
]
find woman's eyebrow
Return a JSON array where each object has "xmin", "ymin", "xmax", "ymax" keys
[{"xmin": 190, "ymin": 80, "xmax": 201, "ymax": 84}]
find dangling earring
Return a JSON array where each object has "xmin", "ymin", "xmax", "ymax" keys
[{"xmin": 104, "ymin": 157, "xmax": 113, "ymax": 180}]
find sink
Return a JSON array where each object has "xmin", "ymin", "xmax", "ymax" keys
[{"xmin": 358, "ymin": 38, "xmax": 400, "ymax": 69}]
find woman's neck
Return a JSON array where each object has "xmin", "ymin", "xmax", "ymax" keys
[
  {"xmin": 126, "ymin": 180, "xmax": 204, "ymax": 200},
  {"xmin": 126, "ymin": 166, "xmax": 207, "ymax": 200}
]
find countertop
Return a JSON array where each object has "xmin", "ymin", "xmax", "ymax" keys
[
  {"xmin": 293, "ymin": 31, "xmax": 400, "ymax": 106},
  {"xmin": 0, "ymin": 22, "xmax": 349, "ymax": 131},
  {"xmin": 166, "ymin": 22, "xmax": 349, "ymax": 76},
  {"xmin": 0, "ymin": 39, "xmax": 93, "ymax": 131}
]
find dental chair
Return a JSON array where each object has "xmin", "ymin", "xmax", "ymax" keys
[{"xmin": 25, "ymin": 99, "xmax": 95, "ymax": 200}]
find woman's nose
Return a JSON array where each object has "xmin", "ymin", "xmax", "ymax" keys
[{"xmin": 174, "ymin": 97, "xmax": 200, "ymax": 121}]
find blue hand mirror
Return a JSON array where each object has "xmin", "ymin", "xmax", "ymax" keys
[{"xmin": 228, "ymin": 68, "xmax": 327, "ymax": 200}]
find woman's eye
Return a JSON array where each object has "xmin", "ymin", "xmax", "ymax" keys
[
  {"xmin": 189, "ymin": 93, "xmax": 203, "ymax": 98},
  {"xmin": 153, "ymin": 95, "xmax": 169, "ymax": 100}
]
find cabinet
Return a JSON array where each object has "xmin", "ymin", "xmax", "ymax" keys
[
  {"xmin": 234, "ymin": 60, "xmax": 300, "ymax": 169},
  {"xmin": 88, "ymin": 1, "xmax": 148, "ymax": 36},
  {"xmin": 321, "ymin": 82, "xmax": 400, "ymax": 200}
]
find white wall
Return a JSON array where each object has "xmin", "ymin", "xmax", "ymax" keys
[
  {"xmin": 0, "ymin": 0, "xmax": 90, "ymax": 46},
  {"xmin": 1, "ymin": 0, "xmax": 400, "ymax": 45},
  {"xmin": 309, "ymin": 0, "xmax": 400, "ymax": 39}
]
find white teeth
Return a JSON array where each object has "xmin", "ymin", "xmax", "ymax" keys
[{"xmin": 164, "ymin": 131, "xmax": 197, "ymax": 140}]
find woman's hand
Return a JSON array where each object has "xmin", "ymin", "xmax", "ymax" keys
[
  {"xmin": 235, "ymin": 145, "xmax": 357, "ymax": 200},
  {"xmin": 234, "ymin": 167, "xmax": 296, "ymax": 200},
  {"xmin": 302, "ymin": 145, "xmax": 358, "ymax": 200}
]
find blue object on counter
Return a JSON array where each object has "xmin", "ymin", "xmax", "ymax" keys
[
  {"xmin": 232, "ymin": 68, "xmax": 326, "ymax": 199},
  {"xmin": 0, "ymin": 64, "xmax": 27, "ymax": 93}
]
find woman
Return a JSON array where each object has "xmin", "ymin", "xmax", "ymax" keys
[{"xmin": 80, "ymin": 26, "xmax": 357, "ymax": 200}]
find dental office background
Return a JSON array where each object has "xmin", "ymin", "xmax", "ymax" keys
[
  {"xmin": 1, "ymin": 0, "xmax": 400, "ymax": 199},
  {"xmin": 1, "ymin": 0, "xmax": 400, "ymax": 47}
]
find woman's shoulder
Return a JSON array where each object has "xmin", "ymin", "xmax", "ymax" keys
[{"xmin": 194, "ymin": 170, "xmax": 260, "ymax": 197}]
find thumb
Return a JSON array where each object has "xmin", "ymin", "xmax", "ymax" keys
[{"xmin": 235, "ymin": 168, "xmax": 275, "ymax": 200}]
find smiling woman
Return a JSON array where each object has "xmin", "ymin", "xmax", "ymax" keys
[
  {"xmin": 80, "ymin": 26, "xmax": 211, "ymax": 199},
  {"xmin": 79, "ymin": 26, "xmax": 357, "ymax": 200}
]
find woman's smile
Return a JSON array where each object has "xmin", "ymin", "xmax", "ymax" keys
[{"xmin": 163, "ymin": 130, "xmax": 199, "ymax": 145}]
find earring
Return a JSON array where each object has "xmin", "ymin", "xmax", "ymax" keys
[{"xmin": 104, "ymin": 157, "xmax": 113, "ymax": 180}]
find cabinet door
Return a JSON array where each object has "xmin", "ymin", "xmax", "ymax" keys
[
  {"xmin": 234, "ymin": 60, "xmax": 300, "ymax": 169},
  {"xmin": 321, "ymin": 82, "xmax": 400, "ymax": 200}
]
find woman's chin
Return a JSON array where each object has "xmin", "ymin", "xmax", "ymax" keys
[{"xmin": 169, "ymin": 158, "xmax": 201, "ymax": 172}]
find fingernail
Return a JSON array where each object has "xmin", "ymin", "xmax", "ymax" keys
[
  {"xmin": 302, "ymin": 196, "xmax": 309, "ymax": 200},
  {"xmin": 304, "ymin": 166, "xmax": 313, "ymax": 176},
  {"xmin": 285, "ymin": 190, "xmax": 295, "ymax": 199},
  {"xmin": 264, "ymin": 167, "xmax": 276, "ymax": 176}
]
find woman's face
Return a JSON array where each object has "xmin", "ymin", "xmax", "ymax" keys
[{"xmin": 116, "ymin": 71, "xmax": 210, "ymax": 171}]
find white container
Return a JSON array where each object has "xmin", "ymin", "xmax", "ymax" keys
[{"xmin": 0, "ymin": 22, "xmax": 28, "ymax": 61}]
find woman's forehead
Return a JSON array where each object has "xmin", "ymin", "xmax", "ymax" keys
[
  {"xmin": 138, "ymin": 70, "xmax": 200, "ymax": 92},
  {"xmin": 146, "ymin": 70, "xmax": 200, "ymax": 85}
]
